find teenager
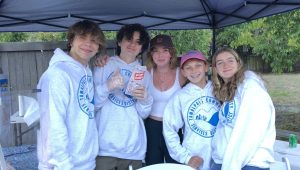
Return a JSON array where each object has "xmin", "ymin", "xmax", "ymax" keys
[
  {"xmin": 163, "ymin": 50, "xmax": 221, "ymax": 170},
  {"xmin": 210, "ymin": 47, "xmax": 276, "ymax": 170},
  {"xmin": 37, "ymin": 20, "xmax": 105, "ymax": 170},
  {"xmin": 144, "ymin": 34, "xmax": 186, "ymax": 165},
  {"xmin": 94, "ymin": 24, "xmax": 153, "ymax": 170}
]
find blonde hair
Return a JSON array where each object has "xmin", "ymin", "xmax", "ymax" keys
[
  {"xmin": 146, "ymin": 46, "xmax": 178, "ymax": 70},
  {"xmin": 211, "ymin": 47, "xmax": 245, "ymax": 102}
]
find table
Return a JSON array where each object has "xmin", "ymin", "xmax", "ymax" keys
[
  {"xmin": 137, "ymin": 163, "xmax": 194, "ymax": 170},
  {"xmin": 10, "ymin": 111, "xmax": 25, "ymax": 146},
  {"xmin": 10, "ymin": 111, "xmax": 36, "ymax": 146},
  {"xmin": 10, "ymin": 111, "xmax": 25, "ymax": 123},
  {"xmin": 274, "ymin": 140, "xmax": 300, "ymax": 170}
]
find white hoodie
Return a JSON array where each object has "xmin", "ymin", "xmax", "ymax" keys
[
  {"xmin": 163, "ymin": 82, "xmax": 221, "ymax": 170},
  {"xmin": 211, "ymin": 71, "xmax": 276, "ymax": 170},
  {"xmin": 94, "ymin": 56, "xmax": 153, "ymax": 160},
  {"xmin": 37, "ymin": 48, "xmax": 98, "ymax": 170}
]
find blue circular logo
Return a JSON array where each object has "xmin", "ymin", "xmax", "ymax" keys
[
  {"xmin": 187, "ymin": 96, "xmax": 221, "ymax": 138},
  {"xmin": 77, "ymin": 75, "xmax": 94, "ymax": 118},
  {"xmin": 220, "ymin": 100, "xmax": 236, "ymax": 127}
]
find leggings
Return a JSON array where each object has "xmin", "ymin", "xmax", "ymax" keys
[{"xmin": 144, "ymin": 118, "xmax": 182, "ymax": 165}]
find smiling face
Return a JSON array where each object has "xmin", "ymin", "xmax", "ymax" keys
[
  {"xmin": 151, "ymin": 46, "xmax": 172, "ymax": 68},
  {"xmin": 69, "ymin": 33, "xmax": 100, "ymax": 66},
  {"xmin": 215, "ymin": 51, "xmax": 240, "ymax": 83},
  {"xmin": 182, "ymin": 59, "xmax": 208, "ymax": 87},
  {"xmin": 118, "ymin": 31, "xmax": 142, "ymax": 62}
]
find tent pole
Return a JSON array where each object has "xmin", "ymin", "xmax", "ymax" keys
[
  {"xmin": 208, "ymin": 28, "xmax": 216, "ymax": 80},
  {"xmin": 212, "ymin": 28, "xmax": 216, "ymax": 56},
  {"xmin": 211, "ymin": 11, "xmax": 217, "ymax": 57}
]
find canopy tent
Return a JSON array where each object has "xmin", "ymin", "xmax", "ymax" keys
[
  {"xmin": 1, "ymin": 0, "xmax": 300, "ymax": 52},
  {"xmin": 1, "ymin": 0, "xmax": 300, "ymax": 32}
]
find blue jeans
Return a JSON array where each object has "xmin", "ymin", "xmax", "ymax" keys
[{"xmin": 210, "ymin": 160, "xmax": 269, "ymax": 170}]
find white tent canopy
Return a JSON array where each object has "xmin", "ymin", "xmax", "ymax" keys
[{"xmin": 0, "ymin": 0, "xmax": 300, "ymax": 32}]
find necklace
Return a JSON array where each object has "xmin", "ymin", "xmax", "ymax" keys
[
  {"xmin": 157, "ymin": 73, "xmax": 165, "ymax": 84},
  {"xmin": 154, "ymin": 69, "xmax": 173, "ymax": 91}
]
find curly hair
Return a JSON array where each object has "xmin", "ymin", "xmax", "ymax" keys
[
  {"xmin": 211, "ymin": 47, "xmax": 245, "ymax": 102},
  {"xmin": 116, "ymin": 24, "xmax": 150, "ymax": 56}
]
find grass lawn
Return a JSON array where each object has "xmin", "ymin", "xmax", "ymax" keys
[
  {"xmin": 262, "ymin": 73, "xmax": 300, "ymax": 105},
  {"xmin": 261, "ymin": 73, "xmax": 300, "ymax": 132}
]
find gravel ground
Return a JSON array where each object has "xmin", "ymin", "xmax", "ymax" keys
[{"xmin": 2, "ymin": 144, "xmax": 38, "ymax": 170}]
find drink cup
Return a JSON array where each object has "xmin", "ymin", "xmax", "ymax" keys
[{"xmin": 289, "ymin": 134, "xmax": 298, "ymax": 148}]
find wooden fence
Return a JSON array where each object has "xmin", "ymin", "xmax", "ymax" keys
[{"xmin": 0, "ymin": 41, "xmax": 117, "ymax": 146}]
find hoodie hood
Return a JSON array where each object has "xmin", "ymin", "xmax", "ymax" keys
[
  {"xmin": 243, "ymin": 70, "xmax": 267, "ymax": 91},
  {"xmin": 49, "ymin": 48, "xmax": 86, "ymax": 69},
  {"xmin": 182, "ymin": 81, "xmax": 213, "ymax": 96}
]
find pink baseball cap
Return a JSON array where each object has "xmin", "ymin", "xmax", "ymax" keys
[{"xmin": 180, "ymin": 50, "xmax": 207, "ymax": 68}]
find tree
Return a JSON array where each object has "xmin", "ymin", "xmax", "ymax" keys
[
  {"xmin": 150, "ymin": 30, "xmax": 212, "ymax": 56},
  {"xmin": 217, "ymin": 10, "xmax": 300, "ymax": 73},
  {"xmin": 0, "ymin": 32, "xmax": 29, "ymax": 42},
  {"xmin": 26, "ymin": 32, "xmax": 67, "ymax": 41},
  {"xmin": 0, "ymin": 31, "xmax": 117, "ymax": 42},
  {"xmin": 254, "ymin": 10, "xmax": 300, "ymax": 73}
]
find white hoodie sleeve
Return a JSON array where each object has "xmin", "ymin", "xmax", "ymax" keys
[
  {"xmin": 221, "ymin": 80, "xmax": 275, "ymax": 170},
  {"xmin": 93, "ymin": 67, "xmax": 110, "ymax": 110},
  {"xmin": 39, "ymin": 71, "xmax": 74, "ymax": 170},
  {"xmin": 163, "ymin": 94, "xmax": 192, "ymax": 164}
]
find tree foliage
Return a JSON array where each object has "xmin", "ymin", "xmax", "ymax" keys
[
  {"xmin": 0, "ymin": 32, "xmax": 29, "ymax": 42},
  {"xmin": 27, "ymin": 32, "xmax": 67, "ymax": 41},
  {"xmin": 0, "ymin": 32, "xmax": 66, "ymax": 42},
  {"xmin": 149, "ymin": 30, "xmax": 212, "ymax": 57},
  {"xmin": 217, "ymin": 10, "xmax": 300, "ymax": 73}
]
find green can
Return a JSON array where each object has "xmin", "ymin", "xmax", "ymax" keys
[{"xmin": 289, "ymin": 134, "xmax": 298, "ymax": 148}]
